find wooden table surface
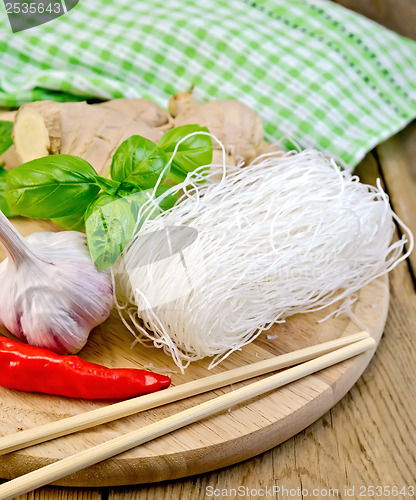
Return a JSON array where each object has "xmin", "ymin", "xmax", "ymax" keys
[{"xmin": 1, "ymin": 3, "xmax": 416, "ymax": 499}]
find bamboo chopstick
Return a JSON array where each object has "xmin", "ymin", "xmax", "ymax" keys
[
  {"xmin": 0, "ymin": 336, "xmax": 375, "ymax": 500},
  {"xmin": 0, "ymin": 331, "xmax": 370, "ymax": 456}
]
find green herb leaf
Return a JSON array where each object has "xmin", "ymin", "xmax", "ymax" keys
[
  {"xmin": 158, "ymin": 124, "xmax": 213, "ymax": 182},
  {"xmin": 95, "ymin": 176, "xmax": 122, "ymax": 196},
  {"xmin": 154, "ymin": 185, "xmax": 178, "ymax": 211},
  {"xmin": 6, "ymin": 155, "xmax": 101, "ymax": 219},
  {"xmin": 51, "ymin": 213, "xmax": 86, "ymax": 231},
  {"xmin": 116, "ymin": 186, "xmax": 137, "ymax": 198},
  {"xmin": 85, "ymin": 193, "xmax": 135, "ymax": 271},
  {"xmin": 122, "ymin": 186, "xmax": 178, "ymax": 234},
  {"xmin": 111, "ymin": 136, "xmax": 170, "ymax": 191},
  {"xmin": 0, "ymin": 166, "xmax": 17, "ymax": 217},
  {"xmin": 0, "ymin": 121, "xmax": 13, "ymax": 156}
]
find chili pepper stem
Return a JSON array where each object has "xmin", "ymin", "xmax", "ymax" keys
[{"xmin": 0, "ymin": 209, "xmax": 38, "ymax": 264}]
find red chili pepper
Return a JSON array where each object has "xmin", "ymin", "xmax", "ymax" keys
[{"xmin": 0, "ymin": 336, "xmax": 171, "ymax": 400}]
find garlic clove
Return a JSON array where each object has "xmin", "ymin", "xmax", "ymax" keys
[{"xmin": 0, "ymin": 212, "xmax": 114, "ymax": 354}]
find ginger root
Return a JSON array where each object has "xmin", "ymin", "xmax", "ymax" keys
[
  {"xmin": 0, "ymin": 110, "xmax": 17, "ymax": 123},
  {"xmin": 169, "ymin": 91, "xmax": 264, "ymax": 164},
  {"xmin": 95, "ymin": 98, "xmax": 172, "ymax": 127},
  {"xmin": 8, "ymin": 92, "xmax": 271, "ymax": 176},
  {"xmin": 12, "ymin": 100, "xmax": 172, "ymax": 176},
  {"xmin": 13, "ymin": 101, "xmax": 61, "ymax": 162}
]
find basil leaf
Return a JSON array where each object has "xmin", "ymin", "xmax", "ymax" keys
[
  {"xmin": 123, "ymin": 186, "xmax": 178, "ymax": 234},
  {"xmin": 0, "ymin": 121, "xmax": 13, "ymax": 156},
  {"xmin": 154, "ymin": 185, "xmax": 178, "ymax": 211},
  {"xmin": 6, "ymin": 155, "xmax": 100, "ymax": 219},
  {"xmin": 158, "ymin": 124, "xmax": 213, "ymax": 182},
  {"xmin": 0, "ymin": 166, "xmax": 17, "ymax": 217},
  {"xmin": 116, "ymin": 186, "xmax": 137, "ymax": 198},
  {"xmin": 95, "ymin": 176, "xmax": 121, "ymax": 196},
  {"xmin": 126, "ymin": 191, "xmax": 163, "ymax": 228},
  {"xmin": 51, "ymin": 213, "xmax": 86, "ymax": 231},
  {"xmin": 111, "ymin": 136, "xmax": 170, "ymax": 191},
  {"xmin": 85, "ymin": 193, "xmax": 135, "ymax": 271},
  {"xmin": 84, "ymin": 192, "xmax": 115, "ymax": 223}
]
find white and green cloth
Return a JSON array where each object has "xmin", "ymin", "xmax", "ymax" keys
[{"xmin": 1, "ymin": 0, "xmax": 416, "ymax": 167}]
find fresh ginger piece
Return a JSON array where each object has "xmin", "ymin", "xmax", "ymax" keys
[
  {"xmin": 0, "ymin": 110, "xmax": 17, "ymax": 122},
  {"xmin": 10, "ymin": 94, "xmax": 266, "ymax": 178},
  {"xmin": 209, "ymin": 149, "xmax": 238, "ymax": 180},
  {"xmin": 10, "ymin": 100, "xmax": 173, "ymax": 177},
  {"xmin": 13, "ymin": 101, "xmax": 61, "ymax": 163},
  {"xmin": 257, "ymin": 140, "xmax": 283, "ymax": 156},
  {"xmin": 60, "ymin": 103, "xmax": 168, "ymax": 176},
  {"xmin": 58, "ymin": 102, "xmax": 87, "ymax": 155},
  {"xmin": 96, "ymin": 98, "xmax": 172, "ymax": 128},
  {"xmin": 169, "ymin": 92, "xmax": 264, "ymax": 164}
]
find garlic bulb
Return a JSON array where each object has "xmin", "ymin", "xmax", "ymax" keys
[{"xmin": 0, "ymin": 210, "xmax": 114, "ymax": 354}]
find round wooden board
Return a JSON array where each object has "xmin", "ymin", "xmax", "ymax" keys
[{"xmin": 0, "ymin": 218, "xmax": 389, "ymax": 487}]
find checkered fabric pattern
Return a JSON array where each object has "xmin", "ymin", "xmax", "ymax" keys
[{"xmin": 1, "ymin": 0, "xmax": 416, "ymax": 167}]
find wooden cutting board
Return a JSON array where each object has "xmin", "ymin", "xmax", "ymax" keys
[{"xmin": 0, "ymin": 218, "xmax": 389, "ymax": 487}]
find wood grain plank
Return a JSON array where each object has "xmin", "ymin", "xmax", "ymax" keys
[
  {"xmin": 329, "ymin": 254, "xmax": 416, "ymax": 492},
  {"xmin": 334, "ymin": 0, "xmax": 416, "ymax": 39},
  {"xmin": 0, "ymin": 481, "xmax": 103, "ymax": 500},
  {"xmin": 329, "ymin": 150, "xmax": 416, "ymax": 493}
]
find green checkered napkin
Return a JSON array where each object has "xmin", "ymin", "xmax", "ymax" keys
[{"xmin": 1, "ymin": 0, "xmax": 416, "ymax": 167}]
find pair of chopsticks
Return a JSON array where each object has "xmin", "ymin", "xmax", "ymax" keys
[{"xmin": 0, "ymin": 331, "xmax": 375, "ymax": 500}]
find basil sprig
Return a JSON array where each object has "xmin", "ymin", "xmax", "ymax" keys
[
  {"xmin": 85, "ymin": 193, "xmax": 136, "ymax": 271},
  {"xmin": 6, "ymin": 155, "xmax": 101, "ymax": 219},
  {"xmin": 0, "ymin": 121, "xmax": 15, "ymax": 216},
  {"xmin": 5, "ymin": 124, "xmax": 212, "ymax": 270},
  {"xmin": 0, "ymin": 121, "xmax": 13, "ymax": 156},
  {"xmin": 51, "ymin": 213, "xmax": 88, "ymax": 232},
  {"xmin": 0, "ymin": 165, "xmax": 17, "ymax": 218},
  {"xmin": 158, "ymin": 124, "xmax": 212, "ymax": 183},
  {"xmin": 85, "ymin": 187, "xmax": 179, "ymax": 271},
  {"xmin": 111, "ymin": 136, "xmax": 170, "ymax": 192}
]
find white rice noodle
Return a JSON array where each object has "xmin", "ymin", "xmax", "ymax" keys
[{"xmin": 115, "ymin": 148, "xmax": 413, "ymax": 373}]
